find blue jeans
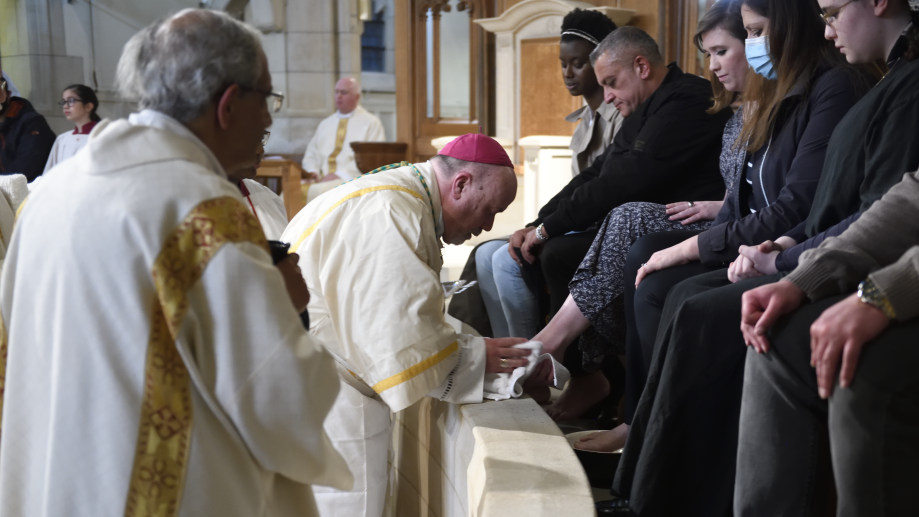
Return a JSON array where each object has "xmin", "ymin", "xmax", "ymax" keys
[{"xmin": 474, "ymin": 239, "xmax": 541, "ymax": 338}]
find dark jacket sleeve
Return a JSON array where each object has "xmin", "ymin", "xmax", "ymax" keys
[
  {"xmin": 785, "ymin": 170, "xmax": 919, "ymax": 321},
  {"xmin": 775, "ymin": 211, "xmax": 861, "ymax": 271},
  {"xmin": 7, "ymin": 112, "xmax": 56, "ymax": 181},
  {"xmin": 529, "ymin": 146, "xmax": 607, "ymax": 227},
  {"xmin": 538, "ymin": 74, "xmax": 729, "ymax": 238},
  {"xmin": 697, "ymin": 67, "xmax": 863, "ymax": 266}
]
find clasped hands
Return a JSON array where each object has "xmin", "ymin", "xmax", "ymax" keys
[{"xmin": 727, "ymin": 236, "xmax": 797, "ymax": 283}]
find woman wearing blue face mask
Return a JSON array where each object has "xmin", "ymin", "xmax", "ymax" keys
[
  {"xmin": 744, "ymin": 27, "xmax": 776, "ymax": 80},
  {"xmin": 596, "ymin": 0, "xmax": 877, "ymax": 515}
]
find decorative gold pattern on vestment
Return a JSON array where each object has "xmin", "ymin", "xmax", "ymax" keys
[
  {"xmin": 124, "ymin": 196, "xmax": 267, "ymax": 517},
  {"xmin": 327, "ymin": 116, "xmax": 350, "ymax": 177}
]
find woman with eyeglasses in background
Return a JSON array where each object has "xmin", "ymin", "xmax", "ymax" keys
[{"xmin": 43, "ymin": 84, "xmax": 101, "ymax": 174}]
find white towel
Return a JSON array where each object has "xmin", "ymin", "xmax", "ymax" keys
[{"xmin": 483, "ymin": 340, "xmax": 570, "ymax": 401}]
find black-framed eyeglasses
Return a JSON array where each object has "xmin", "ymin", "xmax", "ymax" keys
[
  {"xmin": 820, "ymin": 0, "xmax": 856, "ymax": 26},
  {"xmin": 261, "ymin": 131, "xmax": 271, "ymax": 147},
  {"xmin": 241, "ymin": 86, "xmax": 284, "ymax": 113},
  {"xmin": 57, "ymin": 98, "xmax": 84, "ymax": 108}
]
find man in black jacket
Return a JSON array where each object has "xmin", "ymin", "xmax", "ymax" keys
[
  {"xmin": 0, "ymin": 66, "xmax": 55, "ymax": 181},
  {"xmin": 507, "ymin": 26, "xmax": 731, "ymax": 318}
]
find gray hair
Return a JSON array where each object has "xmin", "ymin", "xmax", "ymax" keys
[
  {"xmin": 590, "ymin": 26, "xmax": 663, "ymax": 68},
  {"xmin": 116, "ymin": 9, "xmax": 263, "ymax": 123}
]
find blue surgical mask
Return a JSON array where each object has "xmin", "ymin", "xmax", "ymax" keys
[{"xmin": 745, "ymin": 35, "xmax": 777, "ymax": 80}]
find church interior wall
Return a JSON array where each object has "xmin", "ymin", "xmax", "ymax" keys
[
  {"xmin": 1, "ymin": 0, "xmax": 398, "ymax": 159},
  {"xmin": 2, "ymin": 0, "xmax": 676, "ymax": 163}
]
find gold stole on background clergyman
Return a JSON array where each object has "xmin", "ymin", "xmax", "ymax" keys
[
  {"xmin": 123, "ymin": 197, "xmax": 267, "ymax": 517},
  {"xmin": 327, "ymin": 116, "xmax": 349, "ymax": 177}
]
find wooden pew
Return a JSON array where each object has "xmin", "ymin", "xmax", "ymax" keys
[{"xmin": 255, "ymin": 158, "xmax": 306, "ymax": 220}]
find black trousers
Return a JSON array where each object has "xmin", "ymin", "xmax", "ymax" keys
[
  {"xmin": 614, "ymin": 269, "xmax": 776, "ymax": 516},
  {"xmin": 621, "ymin": 230, "xmax": 709, "ymax": 422},
  {"xmin": 539, "ymin": 229, "xmax": 598, "ymax": 318},
  {"xmin": 541, "ymin": 230, "xmax": 603, "ymax": 379}
]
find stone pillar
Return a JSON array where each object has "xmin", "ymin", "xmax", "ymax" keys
[{"xmin": 1, "ymin": 0, "xmax": 84, "ymax": 132}]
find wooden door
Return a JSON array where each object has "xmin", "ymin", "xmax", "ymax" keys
[{"xmin": 519, "ymin": 37, "xmax": 582, "ymax": 139}]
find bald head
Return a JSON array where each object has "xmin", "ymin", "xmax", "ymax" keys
[
  {"xmin": 335, "ymin": 77, "xmax": 361, "ymax": 114},
  {"xmin": 433, "ymin": 155, "xmax": 517, "ymax": 245}
]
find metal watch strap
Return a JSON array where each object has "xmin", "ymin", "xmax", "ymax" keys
[{"xmin": 857, "ymin": 278, "xmax": 897, "ymax": 319}]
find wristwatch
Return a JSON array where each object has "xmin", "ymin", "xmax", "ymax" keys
[
  {"xmin": 534, "ymin": 223, "xmax": 549, "ymax": 242},
  {"xmin": 856, "ymin": 278, "xmax": 896, "ymax": 319}
]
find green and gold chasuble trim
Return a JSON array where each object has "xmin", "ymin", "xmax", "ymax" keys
[{"xmin": 124, "ymin": 196, "xmax": 267, "ymax": 517}]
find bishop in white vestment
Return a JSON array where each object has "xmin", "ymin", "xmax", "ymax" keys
[{"xmin": 282, "ymin": 133, "xmax": 530, "ymax": 516}]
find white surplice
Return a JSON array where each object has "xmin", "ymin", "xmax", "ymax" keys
[
  {"xmin": 281, "ymin": 162, "xmax": 487, "ymax": 517},
  {"xmin": 42, "ymin": 122, "xmax": 98, "ymax": 174},
  {"xmin": 0, "ymin": 110, "xmax": 350, "ymax": 517},
  {"xmin": 242, "ymin": 178, "xmax": 288, "ymax": 239}
]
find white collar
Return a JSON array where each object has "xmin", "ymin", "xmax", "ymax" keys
[{"xmin": 127, "ymin": 109, "xmax": 225, "ymax": 178}]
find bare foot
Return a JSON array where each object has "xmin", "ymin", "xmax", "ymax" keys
[
  {"xmin": 574, "ymin": 423, "xmax": 629, "ymax": 452},
  {"xmin": 545, "ymin": 370, "xmax": 610, "ymax": 421}
]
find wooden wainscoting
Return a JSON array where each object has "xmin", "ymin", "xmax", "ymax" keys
[{"xmin": 519, "ymin": 36, "xmax": 581, "ymax": 142}]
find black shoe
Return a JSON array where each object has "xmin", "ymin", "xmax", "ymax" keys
[{"xmin": 595, "ymin": 498, "xmax": 633, "ymax": 515}]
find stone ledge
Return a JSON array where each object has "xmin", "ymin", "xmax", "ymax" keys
[{"xmin": 392, "ymin": 397, "xmax": 593, "ymax": 516}]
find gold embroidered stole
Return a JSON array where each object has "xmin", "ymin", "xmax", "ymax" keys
[
  {"xmin": 122, "ymin": 197, "xmax": 267, "ymax": 517},
  {"xmin": 327, "ymin": 116, "xmax": 349, "ymax": 177}
]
